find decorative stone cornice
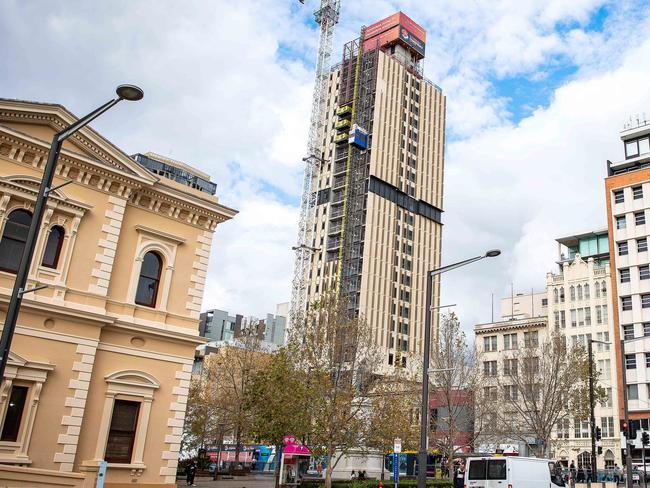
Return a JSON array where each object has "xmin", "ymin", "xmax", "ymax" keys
[
  {"xmin": 0, "ymin": 126, "xmax": 234, "ymax": 231},
  {"xmin": 475, "ymin": 318, "xmax": 547, "ymax": 335}
]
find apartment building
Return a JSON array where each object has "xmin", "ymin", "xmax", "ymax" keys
[
  {"xmin": 0, "ymin": 99, "xmax": 236, "ymax": 487},
  {"xmin": 546, "ymin": 230, "xmax": 620, "ymax": 468},
  {"xmin": 606, "ymin": 117, "xmax": 650, "ymax": 460},
  {"xmin": 304, "ymin": 12, "xmax": 446, "ymax": 367},
  {"xmin": 474, "ymin": 316, "xmax": 548, "ymax": 456}
]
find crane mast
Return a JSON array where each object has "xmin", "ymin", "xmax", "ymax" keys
[{"xmin": 290, "ymin": 0, "xmax": 340, "ymax": 325}]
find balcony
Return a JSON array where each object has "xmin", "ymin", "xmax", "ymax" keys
[
  {"xmin": 334, "ymin": 148, "xmax": 349, "ymax": 161},
  {"xmin": 330, "ymin": 205, "xmax": 345, "ymax": 219},
  {"xmin": 332, "ymin": 175, "xmax": 347, "ymax": 190},
  {"xmin": 334, "ymin": 132, "xmax": 349, "ymax": 145},
  {"xmin": 333, "ymin": 161, "xmax": 348, "ymax": 175},
  {"xmin": 328, "ymin": 222, "xmax": 342, "ymax": 235},
  {"xmin": 332, "ymin": 189, "xmax": 345, "ymax": 204},
  {"xmin": 335, "ymin": 118, "xmax": 351, "ymax": 131},
  {"xmin": 327, "ymin": 237, "xmax": 342, "ymax": 250},
  {"xmin": 336, "ymin": 104, "xmax": 352, "ymax": 117}
]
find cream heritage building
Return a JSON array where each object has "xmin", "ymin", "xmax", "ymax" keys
[
  {"xmin": 475, "ymin": 229, "xmax": 621, "ymax": 469},
  {"xmin": 303, "ymin": 12, "xmax": 445, "ymax": 367},
  {"xmin": 546, "ymin": 230, "xmax": 621, "ymax": 469},
  {"xmin": 0, "ymin": 99, "xmax": 236, "ymax": 487}
]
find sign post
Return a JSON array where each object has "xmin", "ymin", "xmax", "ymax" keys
[
  {"xmin": 393, "ymin": 438, "xmax": 401, "ymax": 488},
  {"xmin": 96, "ymin": 460, "xmax": 107, "ymax": 488}
]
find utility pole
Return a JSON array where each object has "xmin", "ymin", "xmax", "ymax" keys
[
  {"xmin": 588, "ymin": 339, "xmax": 597, "ymax": 480},
  {"xmin": 621, "ymin": 338, "xmax": 634, "ymax": 488}
]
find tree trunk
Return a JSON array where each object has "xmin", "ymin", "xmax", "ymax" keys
[
  {"xmin": 274, "ymin": 444, "xmax": 281, "ymax": 488},
  {"xmin": 325, "ymin": 454, "xmax": 333, "ymax": 488},
  {"xmin": 381, "ymin": 451, "xmax": 385, "ymax": 480},
  {"xmin": 232, "ymin": 426, "xmax": 241, "ymax": 474}
]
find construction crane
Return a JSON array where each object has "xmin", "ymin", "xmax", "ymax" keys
[{"xmin": 290, "ymin": 0, "xmax": 341, "ymax": 326}]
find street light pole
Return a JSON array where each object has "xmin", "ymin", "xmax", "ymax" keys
[
  {"xmin": 0, "ymin": 85, "xmax": 144, "ymax": 381},
  {"xmin": 417, "ymin": 250, "xmax": 501, "ymax": 488}
]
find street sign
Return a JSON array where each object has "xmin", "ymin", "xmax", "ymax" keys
[
  {"xmin": 393, "ymin": 453, "xmax": 399, "ymax": 487},
  {"xmin": 394, "ymin": 438, "xmax": 402, "ymax": 454}
]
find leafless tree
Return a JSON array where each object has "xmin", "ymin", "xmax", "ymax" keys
[
  {"xmin": 429, "ymin": 312, "xmax": 487, "ymax": 475},
  {"xmin": 483, "ymin": 332, "xmax": 601, "ymax": 457}
]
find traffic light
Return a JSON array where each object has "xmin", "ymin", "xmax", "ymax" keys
[
  {"xmin": 621, "ymin": 420, "xmax": 629, "ymax": 437},
  {"xmin": 642, "ymin": 431, "xmax": 650, "ymax": 446},
  {"xmin": 595, "ymin": 427, "xmax": 602, "ymax": 441},
  {"xmin": 598, "ymin": 446, "xmax": 603, "ymax": 455}
]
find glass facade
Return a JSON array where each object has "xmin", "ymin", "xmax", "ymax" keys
[{"xmin": 133, "ymin": 153, "xmax": 217, "ymax": 195}]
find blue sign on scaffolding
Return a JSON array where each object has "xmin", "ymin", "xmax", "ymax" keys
[{"xmin": 393, "ymin": 453, "xmax": 399, "ymax": 487}]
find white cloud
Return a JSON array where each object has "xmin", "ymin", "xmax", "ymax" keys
[
  {"xmin": 442, "ymin": 36, "xmax": 650, "ymax": 330},
  {"xmin": 204, "ymin": 180, "xmax": 298, "ymax": 315},
  {"xmin": 3, "ymin": 0, "xmax": 650, "ymax": 326}
]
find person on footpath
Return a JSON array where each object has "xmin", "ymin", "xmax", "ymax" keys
[
  {"xmin": 185, "ymin": 459, "xmax": 197, "ymax": 486},
  {"xmin": 454, "ymin": 462, "xmax": 465, "ymax": 488}
]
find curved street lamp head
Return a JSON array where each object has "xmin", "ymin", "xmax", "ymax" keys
[
  {"xmin": 485, "ymin": 249, "xmax": 501, "ymax": 258},
  {"xmin": 116, "ymin": 84, "xmax": 144, "ymax": 101}
]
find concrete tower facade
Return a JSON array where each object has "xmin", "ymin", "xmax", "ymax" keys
[
  {"xmin": 304, "ymin": 12, "xmax": 446, "ymax": 367},
  {"xmin": 606, "ymin": 117, "xmax": 650, "ymax": 460}
]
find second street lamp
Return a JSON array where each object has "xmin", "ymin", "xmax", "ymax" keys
[
  {"xmin": 417, "ymin": 249, "xmax": 501, "ymax": 488},
  {"xmin": 0, "ymin": 84, "xmax": 144, "ymax": 381}
]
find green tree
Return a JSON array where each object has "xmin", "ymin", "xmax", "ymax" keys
[
  {"xmin": 290, "ymin": 292, "xmax": 382, "ymax": 488},
  {"xmin": 245, "ymin": 347, "xmax": 313, "ymax": 488}
]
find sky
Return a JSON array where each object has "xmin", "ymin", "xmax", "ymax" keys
[{"xmin": 2, "ymin": 0, "xmax": 650, "ymax": 333}]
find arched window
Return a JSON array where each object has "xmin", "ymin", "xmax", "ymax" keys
[
  {"xmin": 601, "ymin": 281, "xmax": 607, "ymax": 297},
  {"xmin": 577, "ymin": 284, "xmax": 583, "ymax": 300},
  {"xmin": 560, "ymin": 287, "xmax": 565, "ymax": 303},
  {"xmin": 595, "ymin": 283, "xmax": 600, "ymax": 298},
  {"xmin": 0, "ymin": 209, "xmax": 32, "ymax": 273},
  {"xmin": 135, "ymin": 251, "xmax": 162, "ymax": 307},
  {"xmin": 553, "ymin": 289, "xmax": 559, "ymax": 304},
  {"xmin": 41, "ymin": 226, "xmax": 64, "ymax": 269},
  {"xmin": 570, "ymin": 286, "xmax": 575, "ymax": 301},
  {"xmin": 584, "ymin": 284, "xmax": 590, "ymax": 299}
]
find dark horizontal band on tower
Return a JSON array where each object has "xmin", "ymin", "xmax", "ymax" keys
[{"xmin": 368, "ymin": 175, "xmax": 442, "ymax": 224}]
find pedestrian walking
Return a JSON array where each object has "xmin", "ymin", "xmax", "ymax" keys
[
  {"xmin": 577, "ymin": 466, "xmax": 585, "ymax": 483},
  {"xmin": 614, "ymin": 464, "xmax": 621, "ymax": 484},
  {"xmin": 185, "ymin": 459, "xmax": 197, "ymax": 487},
  {"xmin": 454, "ymin": 462, "xmax": 465, "ymax": 488}
]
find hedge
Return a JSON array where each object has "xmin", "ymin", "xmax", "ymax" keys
[{"xmin": 301, "ymin": 480, "xmax": 453, "ymax": 488}]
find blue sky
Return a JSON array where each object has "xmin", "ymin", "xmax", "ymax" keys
[{"xmin": 2, "ymin": 0, "xmax": 650, "ymax": 330}]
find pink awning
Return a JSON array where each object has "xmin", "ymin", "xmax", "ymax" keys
[{"xmin": 283, "ymin": 444, "xmax": 311, "ymax": 456}]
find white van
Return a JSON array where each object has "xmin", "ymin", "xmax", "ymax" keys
[{"xmin": 464, "ymin": 456, "xmax": 565, "ymax": 488}]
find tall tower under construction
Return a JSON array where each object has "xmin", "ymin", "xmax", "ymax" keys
[{"xmin": 298, "ymin": 11, "xmax": 446, "ymax": 367}]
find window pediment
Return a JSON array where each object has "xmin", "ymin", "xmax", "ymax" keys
[{"xmin": 105, "ymin": 370, "xmax": 160, "ymax": 392}]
